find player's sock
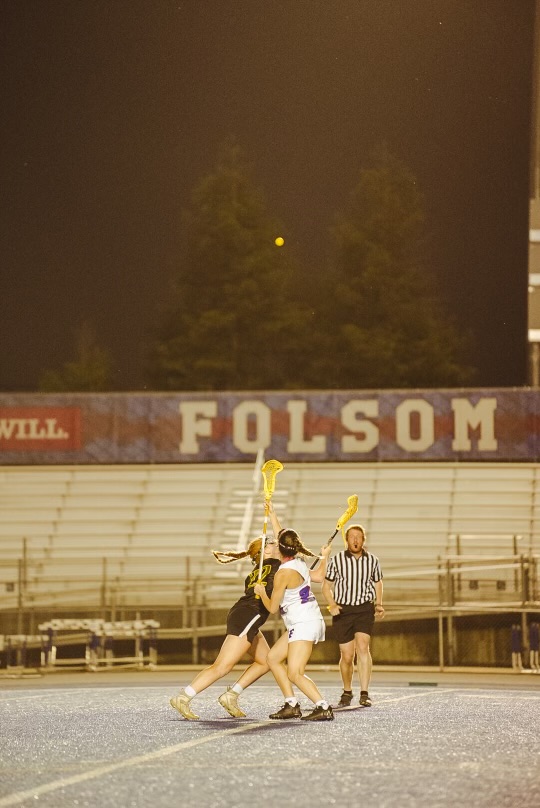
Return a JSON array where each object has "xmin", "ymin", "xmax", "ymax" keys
[
  {"xmin": 316, "ymin": 700, "xmax": 329, "ymax": 709},
  {"xmin": 231, "ymin": 683, "xmax": 243, "ymax": 695},
  {"xmin": 184, "ymin": 686, "xmax": 196, "ymax": 699},
  {"xmin": 285, "ymin": 697, "xmax": 299, "ymax": 706}
]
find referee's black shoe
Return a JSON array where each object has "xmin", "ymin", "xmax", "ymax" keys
[
  {"xmin": 335, "ymin": 691, "xmax": 353, "ymax": 708},
  {"xmin": 300, "ymin": 705, "xmax": 334, "ymax": 721},
  {"xmin": 269, "ymin": 702, "xmax": 302, "ymax": 720}
]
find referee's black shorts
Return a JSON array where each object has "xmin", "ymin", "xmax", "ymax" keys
[{"xmin": 332, "ymin": 602, "xmax": 375, "ymax": 644}]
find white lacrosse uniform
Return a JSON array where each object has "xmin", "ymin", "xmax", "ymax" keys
[{"xmin": 279, "ymin": 558, "xmax": 326, "ymax": 644}]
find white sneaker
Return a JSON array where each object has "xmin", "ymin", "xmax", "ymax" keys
[
  {"xmin": 218, "ymin": 688, "xmax": 246, "ymax": 718},
  {"xmin": 170, "ymin": 693, "xmax": 199, "ymax": 720}
]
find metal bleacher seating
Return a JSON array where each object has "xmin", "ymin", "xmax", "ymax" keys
[{"xmin": 1, "ymin": 462, "xmax": 539, "ymax": 615}]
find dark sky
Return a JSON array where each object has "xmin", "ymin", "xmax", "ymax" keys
[{"xmin": 0, "ymin": 0, "xmax": 535, "ymax": 392}]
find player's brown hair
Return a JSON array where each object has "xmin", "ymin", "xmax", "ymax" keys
[
  {"xmin": 212, "ymin": 537, "xmax": 264, "ymax": 566},
  {"xmin": 277, "ymin": 528, "xmax": 319, "ymax": 559}
]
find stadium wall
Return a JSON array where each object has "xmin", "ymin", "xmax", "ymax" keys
[{"xmin": 0, "ymin": 387, "xmax": 537, "ymax": 464}]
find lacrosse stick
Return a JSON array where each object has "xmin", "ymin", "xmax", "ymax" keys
[
  {"xmin": 310, "ymin": 494, "xmax": 359, "ymax": 569},
  {"xmin": 257, "ymin": 459, "xmax": 284, "ymax": 589}
]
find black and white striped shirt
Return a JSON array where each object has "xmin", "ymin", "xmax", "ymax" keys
[{"xmin": 325, "ymin": 550, "xmax": 383, "ymax": 606}]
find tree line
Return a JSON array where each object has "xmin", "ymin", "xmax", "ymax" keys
[{"xmin": 40, "ymin": 141, "xmax": 474, "ymax": 392}]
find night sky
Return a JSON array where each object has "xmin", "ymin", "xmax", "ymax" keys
[{"xmin": 0, "ymin": 0, "xmax": 535, "ymax": 392}]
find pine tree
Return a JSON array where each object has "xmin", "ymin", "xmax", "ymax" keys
[
  {"xmin": 323, "ymin": 145, "xmax": 474, "ymax": 388},
  {"xmin": 39, "ymin": 322, "xmax": 113, "ymax": 392},
  {"xmin": 148, "ymin": 141, "xmax": 313, "ymax": 390}
]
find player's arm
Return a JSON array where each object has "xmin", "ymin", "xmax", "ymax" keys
[
  {"xmin": 264, "ymin": 560, "xmax": 279, "ymax": 596},
  {"xmin": 254, "ymin": 568, "xmax": 289, "ymax": 613},
  {"xmin": 267, "ymin": 499, "xmax": 282, "ymax": 538},
  {"xmin": 310, "ymin": 544, "xmax": 332, "ymax": 583}
]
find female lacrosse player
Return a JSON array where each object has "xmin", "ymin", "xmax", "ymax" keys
[
  {"xmin": 254, "ymin": 502, "xmax": 334, "ymax": 722},
  {"xmin": 170, "ymin": 535, "xmax": 281, "ymax": 720}
]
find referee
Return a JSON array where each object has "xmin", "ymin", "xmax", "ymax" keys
[{"xmin": 322, "ymin": 524, "xmax": 384, "ymax": 708}]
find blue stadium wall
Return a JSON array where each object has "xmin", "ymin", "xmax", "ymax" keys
[{"xmin": 0, "ymin": 388, "xmax": 537, "ymax": 464}]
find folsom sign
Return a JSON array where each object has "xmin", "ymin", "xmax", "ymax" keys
[
  {"xmin": 0, "ymin": 389, "xmax": 535, "ymax": 463},
  {"xmin": 178, "ymin": 397, "xmax": 498, "ymax": 455}
]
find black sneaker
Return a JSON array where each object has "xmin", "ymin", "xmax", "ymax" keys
[
  {"xmin": 359, "ymin": 693, "xmax": 372, "ymax": 707},
  {"xmin": 300, "ymin": 705, "xmax": 334, "ymax": 721},
  {"xmin": 335, "ymin": 691, "xmax": 353, "ymax": 708},
  {"xmin": 269, "ymin": 702, "xmax": 302, "ymax": 720}
]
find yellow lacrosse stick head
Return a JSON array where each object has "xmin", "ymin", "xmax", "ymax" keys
[
  {"xmin": 337, "ymin": 494, "xmax": 359, "ymax": 544},
  {"xmin": 261, "ymin": 459, "xmax": 284, "ymax": 500}
]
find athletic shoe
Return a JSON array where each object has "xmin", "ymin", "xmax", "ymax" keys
[
  {"xmin": 359, "ymin": 693, "xmax": 372, "ymax": 707},
  {"xmin": 300, "ymin": 705, "xmax": 334, "ymax": 721},
  {"xmin": 269, "ymin": 702, "xmax": 302, "ymax": 720},
  {"xmin": 335, "ymin": 691, "xmax": 353, "ymax": 708},
  {"xmin": 218, "ymin": 688, "xmax": 246, "ymax": 718},
  {"xmin": 170, "ymin": 693, "xmax": 199, "ymax": 720}
]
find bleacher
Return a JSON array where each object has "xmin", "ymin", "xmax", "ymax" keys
[{"xmin": 1, "ymin": 462, "xmax": 539, "ymax": 614}]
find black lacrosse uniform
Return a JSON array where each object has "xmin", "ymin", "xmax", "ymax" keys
[
  {"xmin": 325, "ymin": 549, "xmax": 383, "ymax": 643},
  {"xmin": 226, "ymin": 557, "xmax": 281, "ymax": 644}
]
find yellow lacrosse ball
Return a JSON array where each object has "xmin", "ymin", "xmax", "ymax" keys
[{"xmin": 274, "ymin": 236, "xmax": 284, "ymax": 247}]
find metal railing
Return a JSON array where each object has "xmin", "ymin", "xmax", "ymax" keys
[{"xmin": 2, "ymin": 546, "xmax": 538, "ymax": 635}]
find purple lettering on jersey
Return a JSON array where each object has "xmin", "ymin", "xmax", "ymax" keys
[{"xmin": 299, "ymin": 584, "xmax": 314, "ymax": 604}]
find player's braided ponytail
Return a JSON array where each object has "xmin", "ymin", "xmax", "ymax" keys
[
  {"xmin": 277, "ymin": 529, "xmax": 319, "ymax": 559},
  {"xmin": 212, "ymin": 537, "xmax": 263, "ymax": 567}
]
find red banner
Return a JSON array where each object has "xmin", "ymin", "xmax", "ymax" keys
[{"xmin": 0, "ymin": 407, "xmax": 81, "ymax": 451}]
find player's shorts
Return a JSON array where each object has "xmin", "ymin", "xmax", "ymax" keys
[
  {"xmin": 286, "ymin": 618, "xmax": 326, "ymax": 644},
  {"xmin": 226, "ymin": 604, "xmax": 266, "ymax": 644},
  {"xmin": 332, "ymin": 602, "xmax": 375, "ymax": 644}
]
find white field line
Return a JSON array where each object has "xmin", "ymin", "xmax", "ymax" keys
[
  {"xmin": 0, "ymin": 685, "xmax": 193, "ymax": 701},
  {"xmin": 0, "ymin": 684, "xmax": 452, "ymax": 704},
  {"xmin": 374, "ymin": 688, "xmax": 458, "ymax": 705},
  {"xmin": 7, "ymin": 684, "xmax": 535, "ymax": 706},
  {"xmin": 0, "ymin": 686, "xmax": 155, "ymax": 702},
  {"xmin": 0, "ymin": 721, "xmax": 272, "ymax": 808},
  {"xmin": 459, "ymin": 693, "xmax": 540, "ymax": 700}
]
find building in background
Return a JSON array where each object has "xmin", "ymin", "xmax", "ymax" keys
[{"xmin": 529, "ymin": 0, "xmax": 540, "ymax": 385}]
